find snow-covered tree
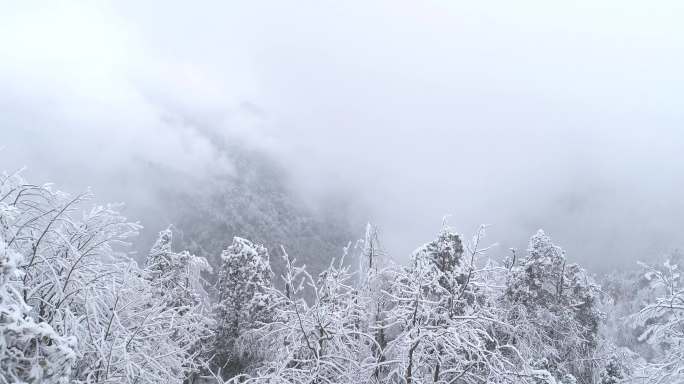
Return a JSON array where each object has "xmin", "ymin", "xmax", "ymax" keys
[
  {"xmin": 0, "ymin": 233, "xmax": 76, "ymax": 383},
  {"xmin": 357, "ymin": 223, "xmax": 384, "ymax": 287},
  {"xmin": 502, "ymin": 230, "xmax": 603, "ymax": 382},
  {"xmin": 11, "ymin": 164, "xmax": 684, "ymax": 384},
  {"xmin": 145, "ymin": 228, "xmax": 214, "ymax": 380},
  {"xmin": 213, "ymin": 237, "xmax": 276, "ymax": 376},
  {"xmin": 0, "ymin": 170, "xmax": 215, "ymax": 383},
  {"xmin": 230, "ymin": 247, "xmax": 374, "ymax": 384},
  {"xmin": 600, "ymin": 268, "xmax": 660, "ymax": 364},
  {"xmin": 379, "ymin": 225, "xmax": 542, "ymax": 384},
  {"xmin": 353, "ymin": 223, "xmax": 393, "ymax": 380},
  {"xmin": 598, "ymin": 355, "xmax": 626, "ymax": 384},
  {"xmin": 632, "ymin": 256, "xmax": 684, "ymax": 383}
]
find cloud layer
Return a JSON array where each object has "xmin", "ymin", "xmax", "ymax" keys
[{"xmin": 2, "ymin": 1, "xmax": 684, "ymax": 270}]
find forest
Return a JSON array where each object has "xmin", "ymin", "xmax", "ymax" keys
[
  {"xmin": 1, "ymin": 168, "xmax": 681, "ymax": 384},
  {"xmin": 3, "ymin": 2, "xmax": 684, "ymax": 383}
]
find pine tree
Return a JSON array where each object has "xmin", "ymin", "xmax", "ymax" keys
[
  {"xmin": 382, "ymin": 225, "xmax": 525, "ymax": 384},
  {"xmin": 145, "ymin": 228, "xmax": 214, "ymax": 380},
  {"xmin": 213, "ymin": 237, "xmax": 276, "ymax": 376},
  {"xmin": 146, "ymin": 227, "xmax": 212, "ymax": 312},
  {"xmin": 409, "ymin": 225, "xmax": 469, "ymax": 316},
  {"xmin": 503, "ymin": 230, "xmax": 603, "ymax": 382}
]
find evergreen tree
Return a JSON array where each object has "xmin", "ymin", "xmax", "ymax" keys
[
  {"xmin": 146, "ymin": 227, "xmax": 212, "ymax": 311},
  {"xmin": 381, "ymin": 225, "xmax": 529, "ymax": 384},
  {"xmin": 503, "ymin": 230, "xmax": 603, "ymax": 382},
  {"xmin": 145, "ymin": 228, "xmax": 214, "ymax": 380},
  {"xmin": 213, "ymin": 237, "xmax": 276, "ymax": 376}
]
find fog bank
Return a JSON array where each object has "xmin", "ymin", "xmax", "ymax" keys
[{"xmin": 2, "ymin": 1, "xmax": 684, "ymax": 271}]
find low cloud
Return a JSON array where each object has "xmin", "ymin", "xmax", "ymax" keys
[{"xmin": 2, "ymin": 1, "xmax": 684, "ymax": 271}]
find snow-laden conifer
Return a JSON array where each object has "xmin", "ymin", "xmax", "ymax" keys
[{"xmin": 213, "ymin": 237, "xmax": 276, "ymax": 376}]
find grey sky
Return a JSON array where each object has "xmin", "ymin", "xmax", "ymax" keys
[{"xmin": 2, "ymin": 1, "xmax": 683, "ymax": 270}]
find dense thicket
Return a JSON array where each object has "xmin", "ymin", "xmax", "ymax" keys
[{"xmin": 0, "ymin": 170, "xmax": 681, "ymax": 384}]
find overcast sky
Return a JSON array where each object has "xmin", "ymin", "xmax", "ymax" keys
[{"xmin": 2, "ymin": 1, "xmax": 684, "ymax": 271}]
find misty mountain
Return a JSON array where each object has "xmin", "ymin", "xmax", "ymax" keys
[
  {"xmin": 139, "ymin": 140, "xmax": 355, "ymax": 279},
  {"xmin": 3, "ymin": 2, "xmax": 684, "ymax": 383}
]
